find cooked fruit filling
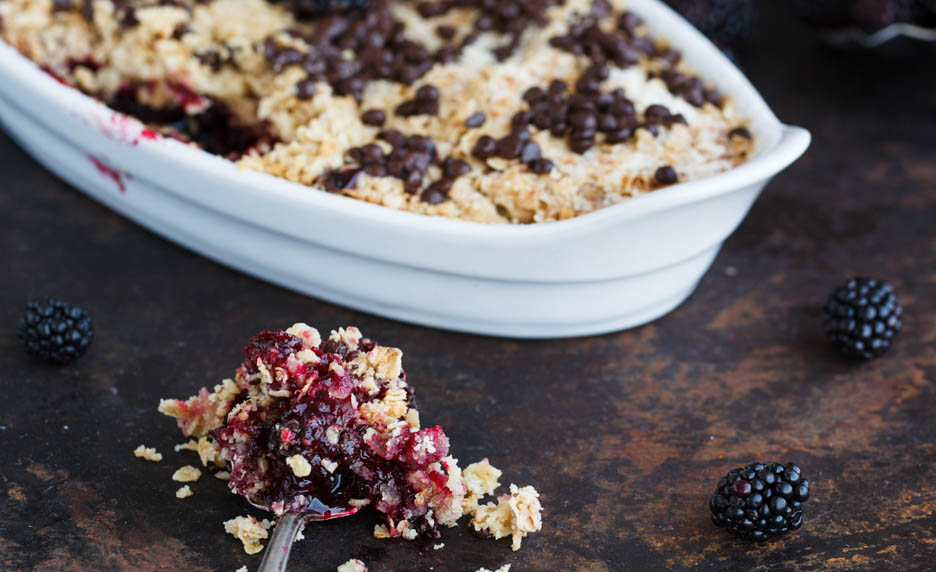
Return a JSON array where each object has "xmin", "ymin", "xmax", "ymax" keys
[{"xmin": 158, "ymin": 324, "xmax": 542, "ymax": 547}]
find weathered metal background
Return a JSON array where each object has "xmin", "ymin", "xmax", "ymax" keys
[{"xmin": 2, "ymin": 5, "xmax": 935, "ymax": 571}]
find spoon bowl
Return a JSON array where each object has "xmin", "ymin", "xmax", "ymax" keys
[{"xmin": 255, "ymin": 499, "xmax": 361, "ymax": 572}]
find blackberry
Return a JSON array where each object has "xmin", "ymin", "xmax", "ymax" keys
[
  {"xmin": 824, "ymin": 277, "xmax": 903, "ymax": 360},
  {"xmin": 17, "ymin": 298, "xmax": 93, "ymax": 365},
  {"xmin": 710, "ymin": 462, "xmax": 810, "ymax": 541},
  {"xmin": 287, "ymin": 0, "xmax": 368, "ymax": 18}
]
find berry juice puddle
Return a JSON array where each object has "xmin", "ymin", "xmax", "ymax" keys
[
  {"xmin": 159, "ymin": 324, "xmax": 542, "ymax": 550},
  {"xmin": 1, "ymin": 0, "xmax": 753, "ymax": 222}
]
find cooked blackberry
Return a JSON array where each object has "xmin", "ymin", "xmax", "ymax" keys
[
  {"xmin": 824, "ymin": 277, "xmax": 903, "ymax": 360},
  {"xmin": 710, "ymin": 462, "xmax": 810, "ymax": 541},
  {"xmin": 287, "ymin": 0, "xmax": 369, "ymax": 18},
  {"xmin": 17, "ymin": 297, "xmax": 93, "ymax": 364},
  {"xmin": 665, "ymin": 0, "xmax": 755, "ymax": 55}
]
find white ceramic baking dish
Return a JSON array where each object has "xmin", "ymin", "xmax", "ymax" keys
[{"xmin": 0, "ymin": 0, "xmax": 809, "ymax": 338}]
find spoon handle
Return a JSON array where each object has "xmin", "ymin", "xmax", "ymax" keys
[{"xmin": 257, "ymin": 512, "xmax": 303, "ymax": 572}]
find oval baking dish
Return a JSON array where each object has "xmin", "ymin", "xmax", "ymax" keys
[{"xmin": 0, "ymin": 0, "xmax": 809, "ymax": 338}]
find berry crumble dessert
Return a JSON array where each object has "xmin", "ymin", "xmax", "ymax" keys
[
  {"xmin": 157, "ymin": 324, "xmax": 542, "ymax": 552},
  {"xmin": 0, "ymin": 0, "xmax": 753, "ymax": 223}
]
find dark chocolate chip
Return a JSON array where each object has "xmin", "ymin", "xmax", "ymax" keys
[
  {"xmin": 361, "ymin": 109, "xmax": 387, "ymax": 126},
  {"xmin": 655, "ymin": 165, "xmax": 678, "ymax": 185},
  {"xmin": 465, "ymin": 112, "xmax": 487, "ymax": 128},
  {"xmin": 472, "ymin": 135, "xmax": 498, "ymax": 160},
  {"xmin": 296, "ymin": 78, "xmax": 317, "ymax": 100}
]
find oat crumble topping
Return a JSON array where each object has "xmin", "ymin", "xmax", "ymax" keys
[
  {"xmin": 470, "ymin": 484, "xmax": 543, "ymax": 551},
  {"xmin": 176, "ymin": 484, "xmax": 194, "ymax": 498},
  {"xmin": 476, "ymin": 566, "xmax": 511, "ymax": 572},
  {"xmin": 133, "ymin": 445, "xmax": 163, "ymax": 462},
  {"xmin": 0, "ymin": 0, "xmax": 752, "ymax": 223},
  {"xmin": 223, "ymin": 515, "xmax": 272, "ymax": 555},
  {"xmin": 336, "ymin": 559, "xmax": 368, "ymax": 572},
  {"xmin": 172, "ymin": 465, "xmax": 203, "ymax": 482}
]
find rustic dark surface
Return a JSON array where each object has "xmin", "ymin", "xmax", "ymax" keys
[{"xmin": 2, "ymin": 4, "xmax": 936, "ymax": 572}]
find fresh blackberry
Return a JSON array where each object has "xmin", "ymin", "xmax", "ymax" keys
[
  {"xmin": 287, "ymin": 0, "xmax": 368, "ymax": 18},
  {"xmin": 17, "ymin": 298, "xmax": 93, "ymax": 365},
  {"xmin": 665, "ymin": 0, "xmax": 755, "ymax": 56},
  {"xmin": 710, "ymin": 462, "xmax": 810, "ymax": 541},
  {"xmin": 824, "ymin": 277, "xmax": 903, "ymax": 360}
]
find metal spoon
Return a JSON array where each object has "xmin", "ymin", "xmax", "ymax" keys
[{"xmin": 257, "ymin": 499, "xmax": 361, "ymax": 572}]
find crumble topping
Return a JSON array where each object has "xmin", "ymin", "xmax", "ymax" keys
[
  {"xmin": 176, "ymin": 485, "xmax": 194, "ymax": 498},
  {"xmin": 172, "ymin": 465, "xmax": 203, "ymax": 482},
  {"xmin": 133, "ymin": 444, "xmax": 163, "ymax": 462},
  {"xmin": 336, "ymin": 559, "xmax": 368, "ymax": 572},
  {"xmin": 286, "ymin": 453, "xmax": 313, "ymax": 477},
  {"xmin": 476, "ymin": 566, "xmax": 511, "ymax": 572},
  {"xmin": 1, "ymin": 0, "xmax": 752, "ymax": 223},
  {"xmin": 223, "ymin": 515, "xmax": 272, "ymax": 555},
  {"xmin": 175, "ymin": 439, "xmax": 199, "ymax": 452},
  {"xmin": 157, "ymin": 323, "xmax": 542, "ymax": 554},
  {"xmin": 470, "ymin": 484, "xmax": 543, "ymax": 551}
]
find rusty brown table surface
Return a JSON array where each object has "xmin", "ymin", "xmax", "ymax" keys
[{"xmin": 2, "ymin": 6, "xmax": 936, "ymax": 572}]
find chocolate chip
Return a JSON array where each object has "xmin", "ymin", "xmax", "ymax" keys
[
  {"xmin": 442, "ymin": 157, "xmax": 471, "ymax": 179},
  {"xmin": 406, "ymin": 135, "xmax": 435, "ymax": 154},
  {"xmin": 465, "ymin": 112, "xmax": 486, "ymax": 128},
  {"xmin": 472, "ymin": 135, "xmax": 498, "ymax": 160},
  {"xmin": 436, "ymin": 25, "xmax": 456, "ymax": 40},
  {"xmin": 404, "ymin": 170, "xmax": 423, "ymax": 194},
  {"xmin": 729, "ymin": 126, "xmax": 752, "ymax": 140},
  {"xmin": 637, "ymin": 123, "xmax": 660, "ymax": 137},
  {"xmin": 569, "ymin": 111, "xmax": 597, "ymax": 130},
  {"xmin": 527, "ymin": 158, "xmax": 554, "ymax": 175},
  {"xmin": 605, "ymin": 129, "xmax": 632, "ymax": 144},
  {"xmin": 418, "ymin": 1, "xmax": 449, "ymax": 18},
  {"xmin": 532, "ymin": 112, "xmax": 553, "ymax": 130},
  {"xmin": 296, "ymin": 78, "xmax": 317, "ymax": 100},
  {"xmin": 417, "ymin": 84, "xmax": 440, "ymax": 101},
  {"xmin": 365, "ymin": 164, "xmax": 388, "ymax": 177},
  {"xmin": 644, "ymin": 104, "xmax": 671, "ymax": 124},
  {"xmin": 434, "ymin": 44, "xmax": 458, "ymax": 63},
  {"xmin": 322, "ymin": 167, "xmax": 361, "ymax": 193},
  {"xmin": 597, "ymin": 113, "xmax": 618, "ymax": 132},
  {"xmin": 520, "ymin": 141, "xmax": 542, "ymax": 163},
  {"xmin": 549, "ymin": 122, "xmax": 568, "ymax": 137},
  {"xmin": 665, "ymin": 114, "xmax": 688, "ymax": 126},
  {"xmin": 361, "ymin": 109, "xmax": 387, "ymax": 126},
  {"xmin": 497, "ymin": 132, "xmax": 526, "ymax": 159},
  {"xmin": 360, "ymin": 143, "xmax": 384, "ymax": 164},
  {"xmin": 52, "ymin": 0, "xmax": 72, "ymax": 11},
  {"xmin": 618, "ymin": 12, "xmax": 643, "ymax": 35},
  {"xmin": 548, "ymin": 79, "xmax": 568, "ymax": 95},
  {"xmin": 523, "ymin": 86, "xmax": 545, "ymax": 104},
  {"xmin": 570, "ymin": 137, "xmax": 594, "ymax": 154},
  {"xmin": 172, "ymin": 24, "xmax": 191, "ymax": 39},
  {"xmin": 511, "ymin": 111, "xmax": 533, "ymax": 130},
  {"xmin": 655, "ymin": 165, "xmax": 678, "ymax": 185},
  {"xmin": 575, "ymin": 76, "xmax": 602, "ymax": 95},
  {"xmin": 421, "ymin": 179, "xmax": 452, "ymax": 204},
  {"xmin": 271, "ymin": 48, "xmax": 303, "ymax": 73},
  {"xmin": 378, "ymin": 129, "xmax": 406, "ymax": 148}
]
